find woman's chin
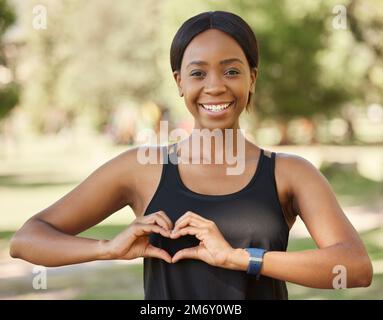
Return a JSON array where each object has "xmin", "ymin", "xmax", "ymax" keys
[{"xmin": 196, "ymin": 119, "xmax": 238, "ymax": 131}]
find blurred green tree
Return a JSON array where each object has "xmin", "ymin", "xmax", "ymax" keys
[
  {"xmin": 0, "ymin": 0, "xmax": 19, "ymax": 122},
  {"xmin": 21, "ymin": 0, "xmax": 162, "ymax": 133},
  {"xmin": 347, "ymin": 0, "xmax": 383, "ymax": 104},
  {"xmin": 344, "ymin": 0, "xmax": 383, "ymax": 142}
]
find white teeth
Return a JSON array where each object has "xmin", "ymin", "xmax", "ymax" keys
[{"xmin": 201, "ymin": 102, "xmax": 232, "ymax": 112}]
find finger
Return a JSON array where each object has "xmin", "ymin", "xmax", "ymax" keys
[
  {"xmin": 170, "ymin": 226, "xmax": 206, "ymax": 240},
  {"xmin": 151, "ymin": 215, "xmax": 171, "ymax": 231},
  {"xmin": 172, "ymin": 218, "xmax": 200, "ymax": 234},
  {"xmin": 174, "ymin": 214, "xmax": 211, "ymax": 233},
  {"xmin": 144, "ymin": 244, "xmax": 172, "ymax": 263},
  {"xmin": 144, "ymin": 212, "xmax": 172, "ymax": 230},
  {"xmin": 174, "ymin": 214, "xmax": 201, "ymax": 231},
  {"xmin": 135, "ymin": 223, "xmax": 171, "ymax": 238},
  {"xmin": 175, "ymin": 211, "xmax": 207, "ymax": 225},
  {"xmin": 150, "ymin": 211, "xmax": 173, "ymax": 230},
  {"xmin": 155, "ymin": 211, "xmax": 174, "ymax": 230},
  {"xmin": 172, "ymin": 246, "xmax": 199, "ymax": 263}
]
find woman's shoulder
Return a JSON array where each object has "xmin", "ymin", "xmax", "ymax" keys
[
  {"xmin": 119, "ymin": 145, "xmax": 169, "ymax": 216},
  {"xmin": 271, "ymin": 150, "xmax": 325, "ymax": 215},
  {"xmin": 97, "ymin": 145, "xmax": 164, "ymax": 199},
  {"xmin": 121, "ymin": 144, "xmax": 165, "ymax": 184},
  {"xmin": 273, "ymin": 150, "xmax": 321, "ymax": 179},
  {"xmin": 116, "ymin": 145, "xmax": 165, "ymax": 182},
  {"xmin": 272, "ymin": 150, "xmax": 320, "ymax": 184}
]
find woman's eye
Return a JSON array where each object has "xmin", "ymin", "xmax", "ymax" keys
[
  {"xmin": 225, "ymin": 69, "xmax": 240, "ymax": 76},
  {"xmin": 190, "ymin": 71, "xmax": 205, "ymax": 77}
]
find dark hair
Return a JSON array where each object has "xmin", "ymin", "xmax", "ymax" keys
[{"xmin": 170, "ymin": 11, "xmax": 259, "ymax": 109}]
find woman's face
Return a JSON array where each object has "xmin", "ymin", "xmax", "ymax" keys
[{"xmin": 174, "ymin": 28, "xmax": 257, "ymax": 130}]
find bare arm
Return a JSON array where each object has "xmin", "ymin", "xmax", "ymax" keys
[
  {"xmin": 9, "ymin": 147, "xmax": 139, "ymax": 267},
  {"xmin": 225, "ymin": 153, "xmax": 373, "ymax": 288}
]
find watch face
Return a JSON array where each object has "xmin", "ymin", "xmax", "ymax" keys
[{"xmin": 250, "ymin": 257, "xmax": 263, "ymax": 262}]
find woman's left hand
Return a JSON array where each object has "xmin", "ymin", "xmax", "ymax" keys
[{"xmin": 170, "ymin": 211, "xmax": 234, "ymax": 267}]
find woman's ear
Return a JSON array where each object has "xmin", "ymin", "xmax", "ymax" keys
[
  {"xmin": 173, "ymin": 71, "xmax": 183, "ymax": 97},
  {"xmin": 249, "ymin": 67, "xmax": 257, "ymax": 94}
]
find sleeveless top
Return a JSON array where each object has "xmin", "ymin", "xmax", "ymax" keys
[{"xmin": 143, "ymin": 144, "xmax": 290, "ymax": 300}]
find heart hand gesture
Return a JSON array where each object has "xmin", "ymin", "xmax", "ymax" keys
[{"xmin": 169, "ymin": 211, "xmax": 234, "ymax": 267}]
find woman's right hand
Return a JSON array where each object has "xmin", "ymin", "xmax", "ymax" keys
[{"xmin": 103, "ymin": 211, "xmax": 173, "ymax": 263}]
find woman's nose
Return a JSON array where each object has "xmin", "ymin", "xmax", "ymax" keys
[{"xmin": 203, "ymin": 74, "xmax": 227, "ymax": 95}]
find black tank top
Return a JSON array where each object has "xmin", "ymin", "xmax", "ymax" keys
[{"xmin": 143, "ymin": 144, "xmax": 289, "ymax": 299}]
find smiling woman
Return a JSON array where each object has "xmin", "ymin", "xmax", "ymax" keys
[
  {"xmin": 171, "ymin": 13, "xmax": 257, "ymax": 130},
  {"xmin": 9, "ymin": 11, "xmax": 373, "ymax": 301}
]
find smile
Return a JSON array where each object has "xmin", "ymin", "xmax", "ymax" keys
[{"xmin": 199, "ymin": 101, "xmax": 234, "ymax": 113}]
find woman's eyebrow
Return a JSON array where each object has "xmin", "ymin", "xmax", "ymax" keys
[{"xmin": 186, "ymin": 58, "xmax": 244, "ymax": 68}]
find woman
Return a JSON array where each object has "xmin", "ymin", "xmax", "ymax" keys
[{"xmin": 10, "ymin": 11, "xmax": 372, "ymax": 300}]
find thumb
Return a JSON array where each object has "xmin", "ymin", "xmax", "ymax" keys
[
  {"xmin": 144, "ymin": 244, "xmax": 172, "ymax": 263},
  {"xmin": 172, "ymin": 246, "xmax": 199, "ymax": 263}
]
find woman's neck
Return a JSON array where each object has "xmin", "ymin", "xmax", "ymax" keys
[{"xmin": 177, "ymin": 126, "xmax": 248, "ymax": 167}]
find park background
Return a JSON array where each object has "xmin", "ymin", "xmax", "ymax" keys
[{"xmin": 0, "ymin": 0, "xmax": 382, "ymax": 299}]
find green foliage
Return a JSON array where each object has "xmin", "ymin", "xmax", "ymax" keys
[
  {"xmin": 21, "ymin": 0, "xmax": 163, "ymax": 132},
  {"xmin": 0, "ymin": 0, "xmax": 15, "ymax": 36},
  {"xmin": 0, "ymin": 82, "xmax": 19, "ymax": 119},
  {"xmin": 0, "ymin": 0, "xmax": 18, "ymax": 121},
  {"xmin": 347, "ymin": 0, "xmax": 383, "ymax": 105}
]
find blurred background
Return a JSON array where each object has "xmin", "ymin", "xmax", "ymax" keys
[{"xmin": 0, "ymin": 0, "xmax": 382, "ymax": 299}]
